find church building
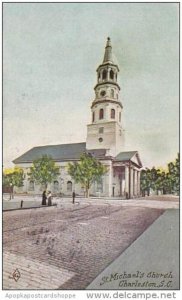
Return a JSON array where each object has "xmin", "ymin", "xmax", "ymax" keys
[{"xmin": 13, "ymin": 38, "xmax": 142, "ymax": 198}]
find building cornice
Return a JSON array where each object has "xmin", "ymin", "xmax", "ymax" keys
[
  {"xmin": 91, "ymin": 99, "xmax": 123, "ymax": 109},
  {"xmin": 96, "ymin": 63, "xmax": 119, "ymax": 72},
  {"xmin": 94, "ymin": 81, "xmax": 120, "ymax": 91}
]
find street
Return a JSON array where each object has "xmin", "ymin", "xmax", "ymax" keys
[{"xmin": 3, "ymin": 197, "xmax": 179, "ymax": 290}]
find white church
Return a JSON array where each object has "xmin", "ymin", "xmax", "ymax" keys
[{"xmin": 13, "ymin": 38, "xmax": 142, "ymax": 198}]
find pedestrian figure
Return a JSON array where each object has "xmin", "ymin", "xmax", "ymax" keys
[
  {"xmin": 72, "ymin": 191, "xmax": 76, "ymax": 204},
  {"xmin": 47, "ymin": 191, "xmax": 52, "ymax": 206},
  {"xmin": 42, "ymin": 190, "xmax": 47, "ymax": 205}
]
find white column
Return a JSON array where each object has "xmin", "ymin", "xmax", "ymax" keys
[
  {"xmin": 107, "ymin": 68, "xmax": 110, "ymax": 81},
  {"xmin": 138, "ymin": 171, "xmax": 141, "ymax": 196},
  {"xmin": 133, "ymin": 169, "xmax": 135, "ymax": 196},
  {"xmin": 130, "ymin": 168, "xmax": 133, "ymax": 198},
  {"xmin": 125, "ymin": 165, "xmax": 129, "ymax": 198},
  {"xmin": 133, "ymin": 169, "xmax": 138, "ymax": 196},
  {"xmin": 105, "ymin": 161, "xmax": 112, "ymax": 197}
]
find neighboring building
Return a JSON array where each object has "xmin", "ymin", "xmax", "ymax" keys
[{"xmin": 13, "ymin": 38, "xmax": 142, "ymax": 198}]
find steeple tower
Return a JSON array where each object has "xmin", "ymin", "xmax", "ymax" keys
[{"xmin": 86, "ymin": 38, "xmax": 124, "ymax": 156}]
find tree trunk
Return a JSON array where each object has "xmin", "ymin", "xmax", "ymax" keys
[
  {"xmin": 147, "ymin": 188, "xmax": 150, "ymax": 196},
  {"xmin": 86, "ymin": 182, "xmax": 90, "ymax": 198},
  {"xmin": 86, "ymin": 188, "xmax": 90, "ymax": 198},
  {"xmin": 9, "ymin": 186, "xmax": 14, "ymax": 200}
]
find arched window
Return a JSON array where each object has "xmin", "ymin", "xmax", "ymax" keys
[
  {"xmin": 67, "ymin": 181, "xmax": 72, "ymax": 192},
  {"xmin": 53, "ymin": 181, "xmax": 59, "ymax": 193},
  {"xmin": 111, "ymin": 109, "xmax": 115, "ymax": 119},
  {"xmin": 102, "ymin": 69, "xmax": 107, "ymax": 80},
  {"xmin": 92, "ymin": 112, "xmax": 95, "ymax": 122},
  {"xmin": 28, "ymin": 181, "xmax": 34, "ymax": 191},
  {"xmin": 119, "ymin": 112, "xmax": 121, "ymax": 122},
  {"xmin": 99, "ymin": 108, "xmax": 104, "ymax": 120},
  {"xmin": 111, "ymin": 89, "xmax": 114, "ymax": 98},
  {"xmin": 110, "ymin": 70, "xmax": 114, "ymax": 80}
]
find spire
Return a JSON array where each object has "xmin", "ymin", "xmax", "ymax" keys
[{"xmin": 103, "ymin": 37, "xmax": 113, "ymax": 63}]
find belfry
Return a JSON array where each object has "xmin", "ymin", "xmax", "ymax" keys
[{"xmin": 13, "ymin": 38, "xmax": 142, "ymax": 198}]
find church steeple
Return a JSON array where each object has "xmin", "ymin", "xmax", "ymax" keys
[
  {"xmin": 86, "ymin": 38, "xmax": 124, "ymax": 157},
  {"xmin": 94, "ymin": 37, "xmax": 121, "ymax": 105},
  {"xmin": 103, "ymin": 37, "xmax": 113, "ymax": 64}
]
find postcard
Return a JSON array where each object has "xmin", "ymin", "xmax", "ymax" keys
[{"xmin": 2, "ymin": 2, "xmax": 179, "ymax": 295}]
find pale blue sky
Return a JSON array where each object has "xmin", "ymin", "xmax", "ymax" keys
[{"xmin": 3, "ymin": 2, "xmax": 179, "ymax": 168}]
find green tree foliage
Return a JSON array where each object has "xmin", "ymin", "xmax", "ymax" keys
[
  {"xmin": 3, "ymin": 167, "xmax": 24, "ymax": 199},
  {"xmin": 140, "ymin": 169, "xmax": 151, "ymax": 196},
  {"xmin": 67, "ymin": 152, "xmax": 108, "ymax": 197},
  {"xmin": 28, "ymin": 155, "xmax": 60, "ymax": 189},
  {"xmin": 167, "ymin": 153, "xmax": 180, "ymax": 195},
  {"xmin": 140, "ymin": 153, "xmax": 179, "ymax": 196}
]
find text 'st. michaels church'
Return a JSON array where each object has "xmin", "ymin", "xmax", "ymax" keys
[{"xmin": 13, "ymin": 38, "xmax": 142, "ymax": 198}]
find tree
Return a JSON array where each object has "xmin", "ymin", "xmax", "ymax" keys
[
  {"xmin": 141, "ymin": 167, "xmax": 162, "ymax": 196},
  {"xmin": 140, "ymin": 168, "xmax": 151, "ymax": 196},
  {"xmin": 167, "ymin": 153, "xmax": 180, "ymax": 195},
  {"xmin": 3, "ymin": 167, "xmax": 24, "ymax": 199},
  {"xmin": 140, "ymin": 153, "xmax": 179, "ymax": 197},
  {"xmin": 67, "ymin": 152, "xmax": 108, "ymax": 198},
  {"xmin": 28, "ymin": 155, "xmax": 60, "ymax": 190}
]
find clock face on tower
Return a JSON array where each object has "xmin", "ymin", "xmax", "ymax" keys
[{"xmin": 100, "ymin": 90, "xmax": 106, "ymax": 97}]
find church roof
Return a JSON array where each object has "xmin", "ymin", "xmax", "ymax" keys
[
  {"xmin": 13, "ymin": 143, "xmax": 142, "ymax": 168},
  {"xmin": 115, "ymin": 151, "xmax": 142, "ymax": 167},
  {"xmin": 115, "ymin": 151, "xmax": 137, "ymax": 161},
  {"xmin": 13, "ymin": 143, "xmax": 107, "ymax": 164}
]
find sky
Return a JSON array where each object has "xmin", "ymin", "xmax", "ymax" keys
[{"xmin": 3, "ymin": 2, "xmax": 179, "ymax": 168}]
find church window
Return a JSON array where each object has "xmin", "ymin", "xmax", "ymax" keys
[
  {"xmin": 53, "ymin": 181, "xmax": 59, "ymax": 193},
  {"xmin": 110, "ymin": 70, "xmax": 114, "ymax": 80},
  {"xmin": 99, "ymin": 108, "xmax": 104, "ymax": 119},
  {"xmin": 119, "ymin": 112, "xmax": 121, "ymax": 122},
  {"xmin": 102, "ymin": 69, "xmax": 107, "ymax": 80},
  {"xmin": 92, "ymin": 112, "xmax": 95, "ymax": 122},
  {"xmin": 28, "ymin": 181, "xmax": 34, "ymax": 191},
  {"xmin": 111, "ymin": 89, "xmax": 114, "ymax": 98},
  {"xmin": 111, "ymin": 109, "xmax": 115, "ymax": 119},
  {"xmin": 67, "ymin": 181, "xmax": 72, "ymax": 192},
  {"xmin": 99, "ymin": 127, "xmax": 104, "ymax": 134}
]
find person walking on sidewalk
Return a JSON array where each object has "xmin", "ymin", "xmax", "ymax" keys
[
  {"xmin": 47, "ymin": 191, "xmax": 52, "ymax": 206},
  {"xmin": 72, "ymin": 191, "xmax": 76, "ymax": 204},
  {"xmin": 42, "ymin": 190, "xmax": 47, "ymax": 205}
]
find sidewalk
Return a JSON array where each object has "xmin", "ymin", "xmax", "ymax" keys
[
  {"xmin": 87, "ymin": 209, "xmax": 179, "ymax": 290},
  {"xmin": 3, "ymin": 195, "xmax": 179, "ymax": 211}
]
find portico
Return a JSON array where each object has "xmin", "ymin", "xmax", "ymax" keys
[{"xmin": 112, "ymin": 151, "xmax": 142, "ymax": 198}]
